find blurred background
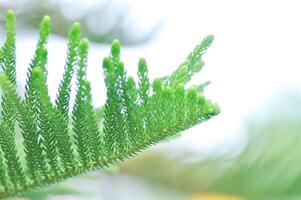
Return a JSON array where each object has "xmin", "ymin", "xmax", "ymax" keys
[{"xmin": 1, "ymin": 0, "xmax": 301, "ymax": 199}]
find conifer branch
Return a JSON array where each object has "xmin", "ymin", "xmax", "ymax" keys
[{"xmin": 0, "ymin": 10, "xmax": 219, "ymax": 198}]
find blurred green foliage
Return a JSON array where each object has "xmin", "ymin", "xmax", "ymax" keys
[
  {"xmin": 12, "ymin": 185, "xmax": 85, "ymax": 200},
  {"xmin": 0, "ymin": 0, "xmax": 159, "ymax": 45},
  {"xmin": 121, "ymin": 92, "xmax": 301, "ymax": 200}
]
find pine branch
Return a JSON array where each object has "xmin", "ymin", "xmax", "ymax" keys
[
  {"xmin": 55, "ymin": 23, "xmax": 81, "ymax": 118},
  {"xmin": 22, "ymin": 15, "xmax": 51, "ymax": 180},
  {"xmin": 0, "ymin": 10, "xmax": 26, "ymax": 188},
  {"xmin": 0, "ymin": 10, "xmax": 219, "ymax": 198},
  {"xmin": 72, "ymin": 38, "xmax": 91, "ymax": 165}
]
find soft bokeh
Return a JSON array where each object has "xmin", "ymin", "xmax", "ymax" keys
[{"xmin": 1, "ymin": 0, "xmax": 301, "ymax": 199}]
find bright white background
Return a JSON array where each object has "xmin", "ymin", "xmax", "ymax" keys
[{"xmin": 12, "ymin": 0, "xmax": 301, "ymax": 153}]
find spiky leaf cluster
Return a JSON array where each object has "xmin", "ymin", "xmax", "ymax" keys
[{"xmin": 0, "ymin": 10, "xmax": 219, "ymax": 198}]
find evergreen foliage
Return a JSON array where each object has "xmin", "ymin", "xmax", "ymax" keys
[{"xmin": 0, "ymin": 10, "xmax": 219, "ymax": 198}]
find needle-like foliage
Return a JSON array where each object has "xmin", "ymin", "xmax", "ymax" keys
[{"xmin": 0, "ymin": 10, "xmax": 219, "ymax": 198}]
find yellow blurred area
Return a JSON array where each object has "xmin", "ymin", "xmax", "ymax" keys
[{"xmin": 187, "ymin": 193, "xmax": 243, "ymax": 200}]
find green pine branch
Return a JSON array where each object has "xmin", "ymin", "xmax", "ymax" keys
[{"xmin": 0, "ymin": 10, "xmax": 219, "ymax": 198}]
